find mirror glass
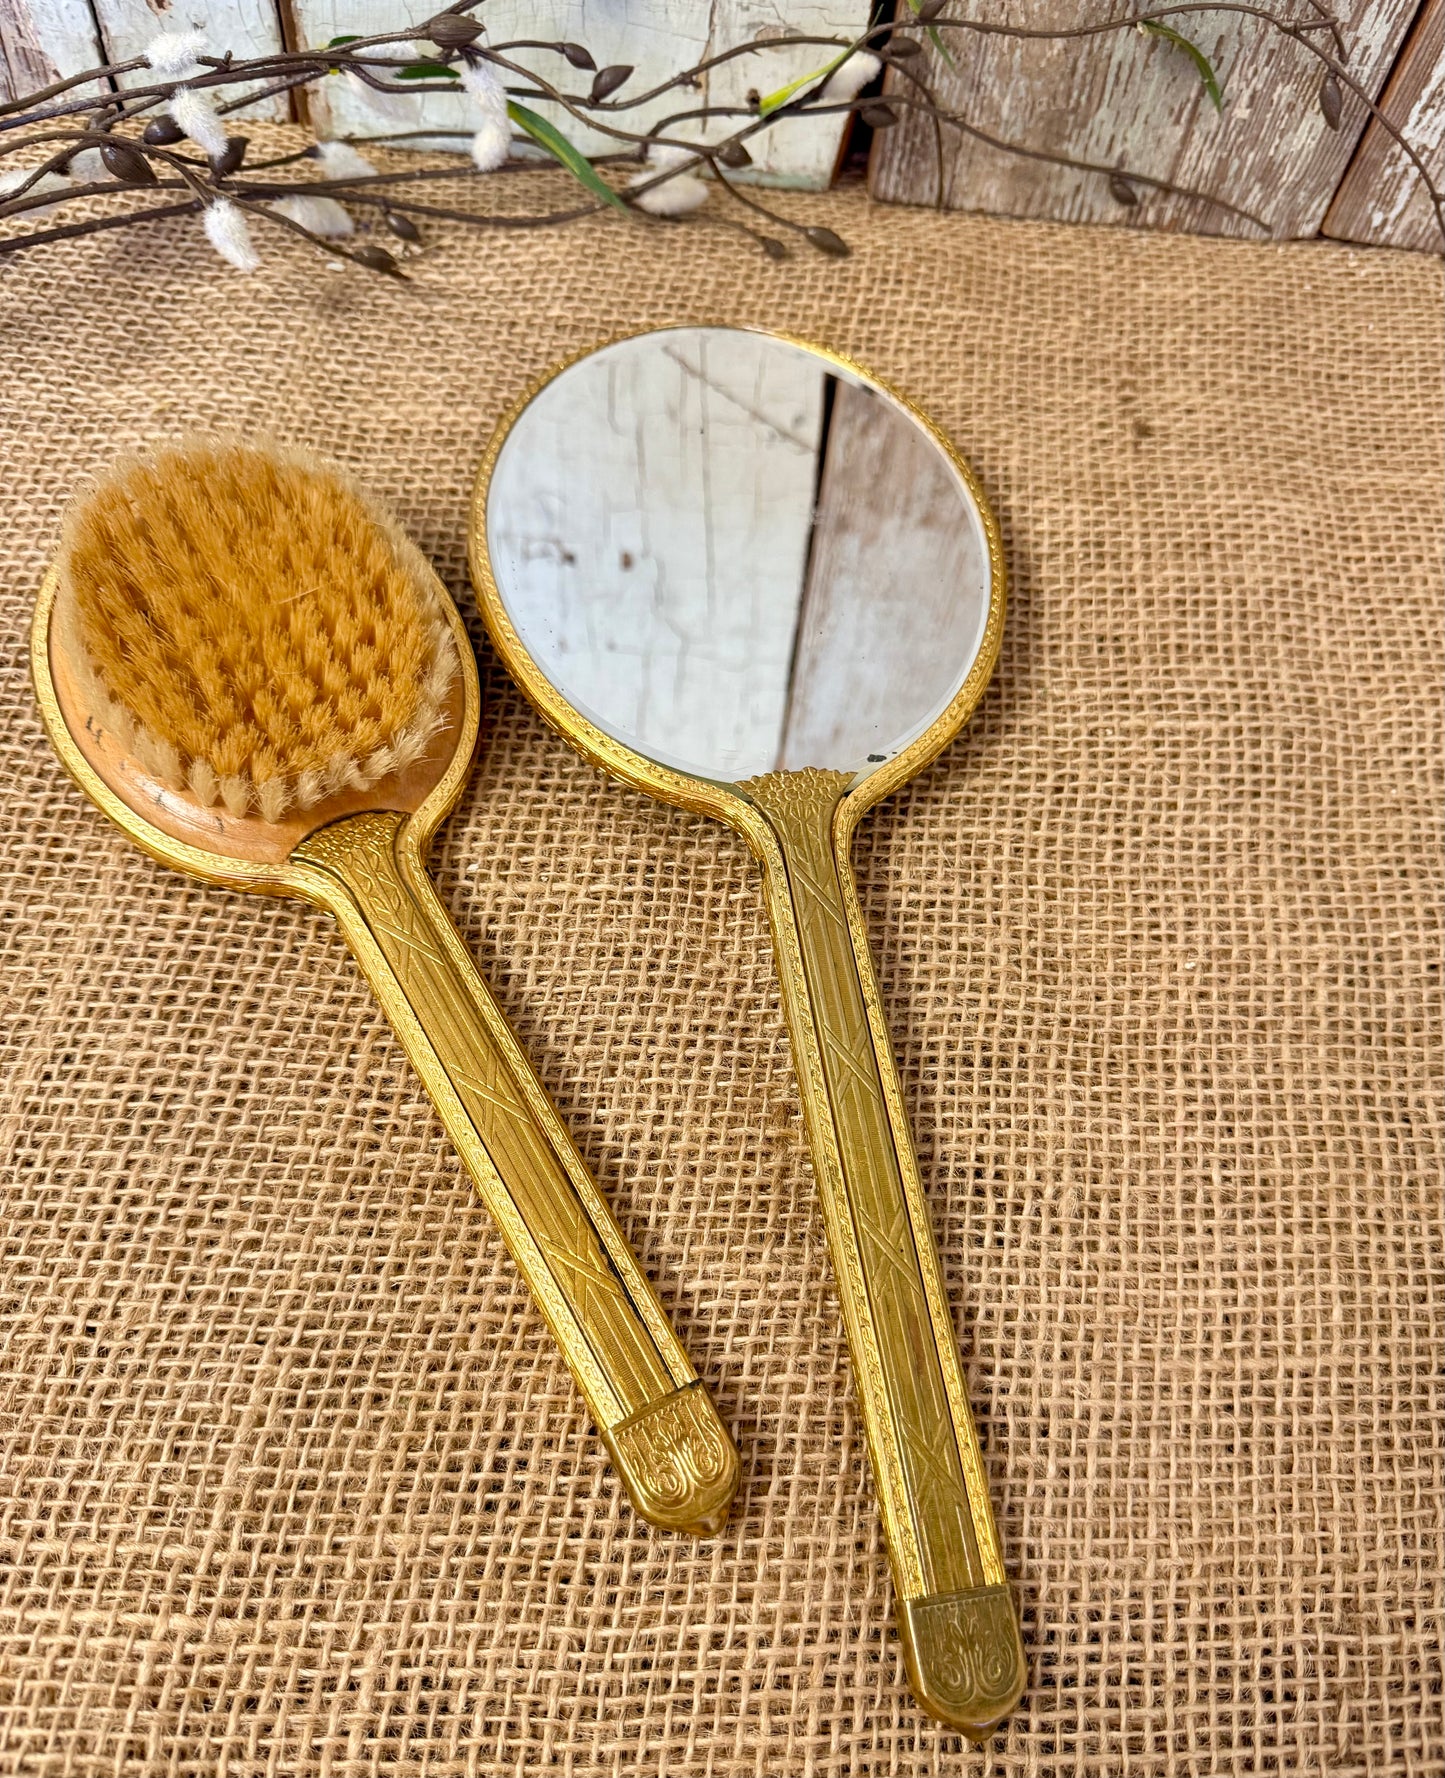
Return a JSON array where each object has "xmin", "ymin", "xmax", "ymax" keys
[{"xmin": 485, "ymin": 327, "xmax": 993, "ymax": 784}]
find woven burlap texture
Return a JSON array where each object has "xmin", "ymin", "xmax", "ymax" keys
[{"xmin": 1, "ymin": 161, "xmax": 1441, "ymax": 1777}]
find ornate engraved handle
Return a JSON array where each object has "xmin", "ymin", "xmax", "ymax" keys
[
  {"xmin": 740, "ymin": 769, "xmax": 1025, "ymax": 1738},
  {"xmin": 292, "ymin": 809, "xmax": 739, "ymax": 1535}
]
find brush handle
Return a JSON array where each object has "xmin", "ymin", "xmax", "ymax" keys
[
  {"xmin": 293, "ymin": 809, "xmax": 738, "ymax": 1535},
  {"xmin": 740, "ymin": 769, "xmax": 1024, "ymax": 1739}
]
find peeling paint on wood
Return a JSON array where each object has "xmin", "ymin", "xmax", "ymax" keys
[
  {"xmin": 868, "ymin": 0, "xmax": 1422, "ymax": 239},
  {"xmin": 295, "ymin": 0, "xmax": 867, "ymax": 187},
  {"xmin": 0, "ymin": 0, "xmax": 102, "ymax": 104},
  {"xmin": 91, "ymin": 0, "xmax": 289, "ymax": 121},
  {"xmin": 1323, "ymin": 0, "xmax": 1444, "ymax": 251}
]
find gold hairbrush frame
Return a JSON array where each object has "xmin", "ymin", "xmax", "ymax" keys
[
  {"xmin": 31, "ymin": 563, "xmax": 739, "ymax": 1535},
  {"xmin": 469, "ymin": 327, "xmax": 1026, "ymax": 1737}
]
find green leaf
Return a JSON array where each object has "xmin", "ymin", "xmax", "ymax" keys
[
  {"xmin": 757, "ymin": 51, "xmax": 848, "ymax": 117},
  {"xmin": 326, "ymin": 34, "xmax": 361, "ymax": 46},
  {"xmin": 506, "ymin": 101, "xmax": 630, "ymax": 213},
  {"xmin": 906, "ymin": 0, "xmax": 957, "ymax": 70},
  {"xmin": 1141, "ymin": 21, "xmax": 1223, "ymax": 111},
  {"xmin": 396, "ymin": 60, "xmax": 461, "ymax": 80}
]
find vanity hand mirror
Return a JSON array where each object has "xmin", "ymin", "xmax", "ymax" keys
[{"xmin": 470, "ymin": 326, "xmax": 1025, "ymax": 1737}]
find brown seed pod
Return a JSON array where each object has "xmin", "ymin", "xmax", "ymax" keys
[
  {"xmin": 805, "ymin": 225, "xmax": 850, "ymax": 257},
  {"xmin": 142, "ymin": 116, "xmax": 185, "ymax": 146},
  {"xmin": 211, "ymin": 136, "xmax": 248, "ymax": 178},
  {"xmin": 715, "ymin": 139, "xmax": 753, "ymax": 168},
  {"xmin": 99, "ymin": 139, "xmax": 158, "ymax": 185},
  {"xmin": 561, "ymin": 42, "xmax": 596, "ymax": 70},
  {"xmin": 427, "ymin": 13, "xmax": 483, "ymax": 49},
  {"xmin": 860, "ymin": 102, "xmax": 898, "ymax": 129},
  {"xmin": 383, "ymin": 210, "xmax": 422, "ymax": 243},
  {"xmin": 590, "ymin": 64, "xmax": 633, "ymax": 102},
  {"xmin": 1109, "ymin": 172, "xmax": 1140, "ymax": 207},
  {"xmin": 353, "ymin": 242, "xmax": 403, "ymax": 276},
  {"xmin": 1319, "ymin": 72, "xmax": 1344, "ymax": 130}
]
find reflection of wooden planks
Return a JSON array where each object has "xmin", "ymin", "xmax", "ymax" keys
[
  {"xmin": 0, "ymin": 0, "xmax": 101, "ymax": 103},
  {"xmin": 1324, "ymin": 0, "xmax": 1445, "ymax": 251},
  {"xmin": 486, "ymin": 331, "xmax": 825, "ymax": 782},
  {"xmin": 868, "ymin": 0, "xmax": 1420, "ymax": 239},
  {"xmin": 780, "ymin": 382, "xmax": 989, "ymax": 773}
]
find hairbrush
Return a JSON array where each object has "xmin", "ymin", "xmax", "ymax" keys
[{"xmin": 31, "ymin": 437, "xmax": 739, "ymax": 1534}]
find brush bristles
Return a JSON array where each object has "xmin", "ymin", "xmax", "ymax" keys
[{"xmin": 57, "ymin": 439, "xmax": 457, "ymax": 821}]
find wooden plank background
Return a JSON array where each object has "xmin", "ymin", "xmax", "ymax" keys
[
  {"xmin": 2, "ymin": 0, "xmax": 1440, "ymax": 244},
  {"xmin": 1, "ymin": 0, "xmax": 100, "ymax": 102},
  {"xmin": 867, "ymin": 0, "xmax": 1424, "ymax": 240},
  {"xmin": 1324, "ymin": 0, "xmax": 1445, "ymax": 249}
]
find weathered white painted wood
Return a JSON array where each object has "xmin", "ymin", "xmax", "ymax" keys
[
  {"xmin": 486, "ymin": 330, "xmax": 824, "ymax": 782},
  {"xmin": 295, "ymin": 0, "xmax": 867, "ymax": 185},
  {"xmin": 92, "ymin": 0, "xmax": 289, "ymax": 122},
  {"xmin": 0, "ymin": 0, "xmax": 103, "ymax": 105},
  {"xmin": 869, "ymin": 0, "xmax": 1422, "ymax": 239},
  {"xmin": 704, "ymin": 0, "xmax": 868, "ymax": 186},
  {"xmin": 781, "ymin": 380, "xmax": 990, "ymax": 773},
  {"xmin": 1324, "ymin": 0, "xmax": 1444, "ymax": 252},
  {"xmin": 298, "ymin": 0, "xmax": 508, "ymax": 146}
]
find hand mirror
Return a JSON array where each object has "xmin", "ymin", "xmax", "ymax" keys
[{"xmin": 469, "ymin": 325, "xmax": 1025, "ymax": 1737}]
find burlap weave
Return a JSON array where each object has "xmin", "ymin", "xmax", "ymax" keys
[{"xmin": 1, "ymin": 156, "xmax": 1441, "ymax": 1775}]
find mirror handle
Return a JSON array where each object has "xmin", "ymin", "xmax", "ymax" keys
[
  {"xmin": 292, "ymin": 809, "xmax": 739, "ymax": 1536},
  {"xmin": 741, "ymin": 769, "xmax": 1025, "ymax": 1738}
]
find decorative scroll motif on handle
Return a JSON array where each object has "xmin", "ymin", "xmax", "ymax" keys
[
  {"xmin": 739, "ymin": 768, "xmax": 983, "ymax": 1598},
  {"xmin": 898, "ymin": 1585, "xmax": 1026, "ymax": 1740},
  {"xmin": 603, "ymin": 1382, "xmax": 740, "ymax": 1535}
]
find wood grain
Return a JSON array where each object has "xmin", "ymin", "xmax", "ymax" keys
[
  {"xmin": 1323, "ymin": 0, "xmax": 1444, "ymax": 250},
  {"xmin": 868, "ymin": 0, "xmax": 1421, "ymax": 239},
  {"xmin": 91, "ymin": 0, "xmax": 289, "ymax": 122},
  {"xmin": 0, "ymin": 0, "xmax": 101, "ymax": 104},
  {"xmin": 780, "ymin": 381, "xmax": 989, "ymax": 772},
  {"xmin": 294, "ymin": 0, "xmax": 868, "ymax": 186}
]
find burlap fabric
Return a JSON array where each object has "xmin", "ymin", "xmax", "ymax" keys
[{"xmin": 1, "ymin": 155, "xmax": 1441, "ymax": 1775}]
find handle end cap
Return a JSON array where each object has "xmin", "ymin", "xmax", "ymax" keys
[
  {"xmin": 898, "ymin": 1583, "xmax": 1026, "ymax": 1741},
  {"xmin": 603, "ymin": 1381, "xmax": 740, "ymax": 1536}
]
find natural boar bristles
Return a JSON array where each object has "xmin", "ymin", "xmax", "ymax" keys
[{"xmin": 57, "ymin": 438, "xmax": 456, "ymax": 823}]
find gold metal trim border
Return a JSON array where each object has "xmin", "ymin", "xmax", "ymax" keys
[
  {"xmin": 29, "ymin": 564, "xmax": 483, "ymax": 903},
  {"xmin": 465, "ymin": 323, "xmax": 1007, "ymax": 840}
]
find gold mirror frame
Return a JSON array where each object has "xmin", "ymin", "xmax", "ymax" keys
[{"xmin": 469, "ymin": 326, "xmax": 1026, "ymax": 1739}]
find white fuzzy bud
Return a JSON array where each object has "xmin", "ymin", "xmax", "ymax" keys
[
  {"xmin": 342, "ymin": 70, "xmax": 412, "ymax": 123},
  {"xmin": 312, "ymin": 140, "xmax": 378, "ymax": 180},
  {"xmin": 66, "ymin": 147, "xmax": 107, "ymax": 183},
  {"xmin": 628, "ymin": 170, "xmax": 708, "ymax": 216},
  {"xmin": 469, "ymin": 116, "xmax": 511, "ymax": 172},
  {"xmin": 460, "ymin": 58, "xmax": 508, "ymax": 123},
  {"xmin": 0, "ymin": 167, "xmax": 72, "ymax": 213},
  {"xmin": 144, "ymin": 30, "xmax": 207, "ymax": 76},
  {"xmin": 271, "ymin": 194, "xmax": 354, "ymax": 237},
  {"xmin": 820, "ymin": 50, "xmax": 881, "ymax": 104},
  {"xmin": 202, "ymin": 198, "xmax": 260, "ymax": 272},
  {"xmin": 170, "ymin": 87, "xmax": 229, "ymax": 160}
]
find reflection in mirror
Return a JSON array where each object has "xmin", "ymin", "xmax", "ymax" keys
[{"xmin": 486, "ymin": 328, "xmax": 992, "ymax": 783}]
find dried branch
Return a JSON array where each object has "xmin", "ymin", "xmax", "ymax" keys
[{"xmin": 0, "ymin": 0, "xmax": 1437, "ymax": 277}]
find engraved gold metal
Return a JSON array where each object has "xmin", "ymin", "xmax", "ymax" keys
[
  {"xmin": 468, "ymin": 326, "xmax": 1026, "ymax": 1737},
  {"xmin": 31, "ymin": 566, "xmax": 739, "ymax": 1537}
]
